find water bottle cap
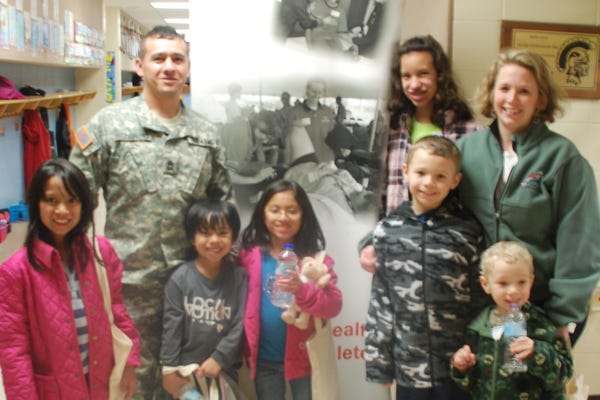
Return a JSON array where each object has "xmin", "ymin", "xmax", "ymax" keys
[
  {"xmin": 509, "ymin": 303, "xmax": 520, "ymax": 311},
  {"xmin": 284, "ymin": 243, "xmax": 294, "ymax": 250}
]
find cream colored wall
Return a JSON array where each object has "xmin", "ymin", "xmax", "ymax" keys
[
  {"xmin": 400, "ymin": 0, "xmax": 452, "ymax": 51},
  {"xmin": 452, "ymin": 0, "xmax": 600, "ymax": 189},
  {"xmin": 451, "ymin": 0, "xmax": 600, "ymax": 395}
]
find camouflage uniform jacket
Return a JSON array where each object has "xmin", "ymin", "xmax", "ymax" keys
[
  {"xmin": 451, "ymin": 302, "xmax": 573, "ymax": 400},
  {"xmin": 365, "ymin": 197, "xmax": 485, "ymax": 388},
  {"xmin": 69, "ymin": 96, "xmax": 233, "ymax": 285}
]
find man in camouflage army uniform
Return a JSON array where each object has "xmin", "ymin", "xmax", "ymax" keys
[
  {"xmin": 70, "ymin": 26, "xmax": 232, "ymax": 399},
  {"xmin": 364, "ymin": 137, "xmax": 484, "ymax": 399}
]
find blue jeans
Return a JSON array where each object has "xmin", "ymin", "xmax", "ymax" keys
[{"xmin": 255, "ymin": 359, "xmax": 311, "ymax": 400}]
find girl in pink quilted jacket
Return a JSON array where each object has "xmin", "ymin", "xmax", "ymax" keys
[
  {"xmin": 0, "ymin": 159, "xmax": 140, "ymax": 400},
  {"xmin": 239, "ymin": 179, "xmax": 343, "ymax": 400}
]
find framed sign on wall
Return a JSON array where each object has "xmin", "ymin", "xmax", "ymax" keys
[{"xmin": 501, "ymin": 20, "xmax": 600, "ymax": 99}]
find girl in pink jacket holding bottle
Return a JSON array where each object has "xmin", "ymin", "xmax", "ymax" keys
[
  {"xmin": 0, "ymin": 159, "xmax": 140, "ymax": 399},
  {"xmin": 239, "ymin": 179, "xmax": 342, "ymax": 400}
]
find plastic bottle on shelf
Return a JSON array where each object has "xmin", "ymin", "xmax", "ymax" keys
[
  {"xmin": 503, "ymin": 303, "xmax": 528, "ymax": 373},
  {"xmin": 270, "ymin": 243, "xmax": 298, "ymax": 308}
]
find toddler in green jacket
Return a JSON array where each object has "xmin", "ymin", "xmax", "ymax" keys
[{"xmin": 451, "ymin": 241, "xmax": 573, "ymax": 399}]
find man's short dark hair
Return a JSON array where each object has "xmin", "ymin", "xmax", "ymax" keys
[{"xmin": 139, "ymin": 25, "xmax": 188, "ymax": 58}]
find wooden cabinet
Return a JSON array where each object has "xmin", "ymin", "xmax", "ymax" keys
[
  {"xmin": 0, "ymin": 0, "xmax": 106, "ymax": 122},
  {"xmin": 0, "ymin": 0, "xmax": 104, "ymax": 67}
]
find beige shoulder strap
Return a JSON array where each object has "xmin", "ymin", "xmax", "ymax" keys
[{"xmin": 91, "ymin": 235, "xmax": 115, "ymax": 325}]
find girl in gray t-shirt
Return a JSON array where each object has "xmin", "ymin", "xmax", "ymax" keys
[{"xmin": 160, "ymin": 200, "xmax": 247, "ymax": 399}]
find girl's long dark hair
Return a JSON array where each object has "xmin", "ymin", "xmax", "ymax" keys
[
  {"xmin": 387, "ymin": 35, "xmax": 474, "ymax": 129},
  {"xmin": 241, "ymin": 180, "xmax": 325, "ymax": 257},
  {"xmin": 25, "ymin": 159, "xmax": 97, "ymax": 271}
]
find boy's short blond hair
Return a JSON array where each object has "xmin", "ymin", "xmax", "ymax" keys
[
  {"xmin": 480, "ymin": 241, "xmax": 534, "ymax": 277},
  {"xmin": 406, "ymin": 136, "xmax": 462, "ymax": 172}
]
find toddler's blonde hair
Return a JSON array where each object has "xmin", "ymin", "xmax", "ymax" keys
[{"xmin": 480, "ymin": 241, "xmax": 534, "ymax": 277}]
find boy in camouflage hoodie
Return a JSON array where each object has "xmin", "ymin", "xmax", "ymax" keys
[
  {"xmin": 451, "ymin": 241, "xmax": 573, "ymax": 399},
  {"xmin": 365, "ymin": 136, "xmax": 484, "ymax": 399}
]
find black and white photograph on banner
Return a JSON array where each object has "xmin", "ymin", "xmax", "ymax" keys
[
  {"xmin": 200, "ymin": 76, "xmax": 385, "ymax": 227},
  {"xmin": 190, "ymin": 1, "xmax": 400, "ymax": 399},
  {"xmin": 273, "ymin": 0, "xmax": 390, "ymax": 60}
]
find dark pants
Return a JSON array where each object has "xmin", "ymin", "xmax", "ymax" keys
[
  {"xmin": 570, "ymin": 316, "xmax": 588, "ymax": 346},
  {"xmin": 395, "ymin": 381, "xmax": 470, "ymax": 400},
  {"xmin": 254, "ymin": 359, "xmax": 312, "ymax": 400}
]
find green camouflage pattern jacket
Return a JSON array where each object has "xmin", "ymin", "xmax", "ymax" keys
[{"xmin": 451, "ymin": 302, "xmax": 573, "ymax": 400}]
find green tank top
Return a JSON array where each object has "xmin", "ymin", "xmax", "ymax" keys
[{"xmin": 411, "ymin": 120, "xmax": 441, "ymax": 143}]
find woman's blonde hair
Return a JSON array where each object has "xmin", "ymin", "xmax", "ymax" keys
[
  {"xmin": 477, "ymin": 48, "xmax": 564, "ymax": 123},
  {"xmin": 480, "ymin": 241, "xmax": 534, "ymax": 277}
]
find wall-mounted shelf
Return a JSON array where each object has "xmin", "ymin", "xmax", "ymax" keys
[
  {"xmin": 121, "ymin": 86, "xmax": 143, "ymax": 96},
  {"xmin": 0, "ymin": 91, "xmax": 97, "ymax": 119},
  {"xmin": 0, "ymin": 51, "xmax": 104, "ymax": 69}
]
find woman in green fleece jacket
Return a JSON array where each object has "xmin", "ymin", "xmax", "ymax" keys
[{"xmin": 456, "ymin": 48, "xmax": 600, "ymax": 346}]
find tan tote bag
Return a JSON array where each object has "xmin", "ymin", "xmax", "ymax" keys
[
  {"xmin": 304, "ymin": 250, "xmax": 339, "ymax": 399},
  {"xmin": 307, "ymin": 317, "xmax": 339, "ymax": 400},
  {"xmin": 92, "ymin": 237, "xmax": 133, "ymax": 400}
]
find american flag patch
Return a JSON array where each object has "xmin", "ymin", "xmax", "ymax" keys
[{"xmin": 75, "ymin": 126, "xmax": 93, "ymax": 150}]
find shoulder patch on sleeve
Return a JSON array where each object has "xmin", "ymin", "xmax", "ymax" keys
[{"xmin": 75, "ymin": 126, "xmax": 94, "ymax": 150}]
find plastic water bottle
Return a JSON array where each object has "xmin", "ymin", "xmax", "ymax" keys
[
  {"xmin": 503, "ymin": 303, "xmax": 528, "ymax": 373},
  {"xmin": 270, "ymin": 243, "xmax": 298, "ymax": 308}
]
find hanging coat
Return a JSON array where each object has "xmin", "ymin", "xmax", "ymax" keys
[
  {"xmin": 22, "ymin": 109, "xmax": 52, "ymax": 192},
  {"xmin": 56, "ymin": 104, "xmax": 73, "ymax": 158}
]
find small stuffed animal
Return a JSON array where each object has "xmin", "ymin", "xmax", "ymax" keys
[{"xmin": 281, "ymin": 253, "xmax": 331, "ymax": 329}]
